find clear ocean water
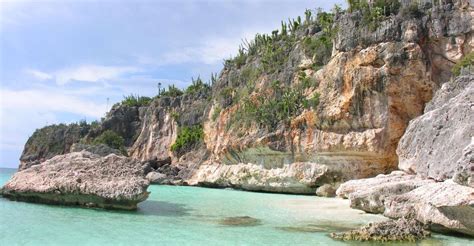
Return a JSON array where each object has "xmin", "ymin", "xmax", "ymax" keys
[{"xmin": 0, "ymin": 168, "xmax": 472, "ymax": 245}]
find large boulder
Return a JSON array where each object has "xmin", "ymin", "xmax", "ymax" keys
[
  {"xmin": 336, "ymin": 171, "xmax": 435, "ymax": 213},
  {"xmin": 384, "ymin": 180, "xmax": 474, "ymax": 236},
  {"xmin": 1, "ymin": 151, "xmax": 150, "ymax": 210},
  {"xmin": 397, "ymin": 75, "xmax": 474, "ymax": 185},
  {"xmin": 337, "ymin": 176, "xmax": 474, "ymax": 236}
]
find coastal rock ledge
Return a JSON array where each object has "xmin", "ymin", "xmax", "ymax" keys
[{"xmin": 1, "ymin": 151, "xmax": 150, "ymax": 210}]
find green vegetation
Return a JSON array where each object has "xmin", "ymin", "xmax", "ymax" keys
[
  {"xmin": 232, "ymin": 80, "xmax": 320, "ymax": 130},
  {"xmin": 121, "ymin": 94, "xmax": 152, "ymax": 107},
  {"xmin": 452, "ymin": 52, "xmax": 474, "ymax": 76},
  {"xmin": 160, "ymin": 85, "xmax": 183, "ymax": 97},
  {"xmin": 302, "ymin": 11, "xmax": 335, "ymax": 69},
  {"xmin": 212, "ymin": 105, "xmax": 222, "ymax": 121},
  {"xmin": 347, "ymin": 0, "xmax": 402, "ymax": 31},
  {"xmin": 170, "ymin": 111, "xmax": 180, "ymax": 121},
  {"xmin": 185, "ymin": 77, "xmax": 211, "ymax": 95},
  {"xmin": 92, "ymin": 130, "xmax": 125, "ymax": 151},
  {"xmin": 170, "ymin": 125, "xmax": 204, "ymax": 155},
  {"xmin": 400, "ymin": 2, "xmax": 423, "ymax": 18}
]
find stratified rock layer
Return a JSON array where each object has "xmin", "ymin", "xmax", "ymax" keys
[{"xmin": 1, "ymin": 151, "xmax": 150, "ymax": 210}]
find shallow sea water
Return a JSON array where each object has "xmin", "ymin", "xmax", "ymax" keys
[{"xmin": 0, "ymin": 168, "xmax": 472, "ymax": 245}]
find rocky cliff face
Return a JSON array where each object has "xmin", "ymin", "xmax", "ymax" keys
[
  {"xmin": 397, "ymin": 74, "xmax": 473, "ymax": 185},
  {"xmin": 129, "ymin": 91, "xmax": 210, "ymax": 162},
  {"xmin": 16, "ymin": 1, "xmax": 473, "ymax": 195},
  {"xmin": 19, "ymin": 123, "xmax": 90, "ymax": 170},
  {"xmin": 189, "ymin": 1, "xmax": 473, "ymax": 193}
]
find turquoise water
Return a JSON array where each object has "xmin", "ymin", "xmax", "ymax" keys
[{"xmin": 0, "ymin": 168, "xmax": 472, "ymax": 245}]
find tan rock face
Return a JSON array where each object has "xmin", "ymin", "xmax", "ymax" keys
[
  {"xmin": 202, "ymin": 41, "xmax": 435, "ymax": 186},
  {"xmin": 129, "ymin": 110, "xmax": 177, "ymax": 162},
  {"xmin": 1, "ymin": 151, "xmax": 150, "ymax": 210}
]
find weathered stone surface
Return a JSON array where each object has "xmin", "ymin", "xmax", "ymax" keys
[
  {"xmin": 338, "ymin": 175, "xmax": 474, "ymax": 236},
  {"xmin": 453, "ymin": 140, "xmax": 474, "ymax": 187},
  {"xmin": 336, "ymin": 171, "xmax": 435, "ymax": 213},
  {"xmin": 1, "ymin": 151, "xmax": 150, "ymax": 210},
  {"xmin": 384, "ymin": 180, "xmax": 474, "ymax": 236},
  {"xmin": 330, "ymin": 217, "xmax": 430, "ymax": 242},
  {"xmin": 188, "ymin": 162, "xmax": 337, "ymax": 194},
  {"xmin": 397, "ymin": 75, "xmax": 474, "ymax": 183}
]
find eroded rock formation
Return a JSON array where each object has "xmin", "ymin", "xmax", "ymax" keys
[{"xmin": 2, "ymin": 151, "xmax": 150, "ymax": 210}]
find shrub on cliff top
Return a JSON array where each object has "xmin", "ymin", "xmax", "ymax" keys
[
  {"xmin": 160, "ymin": 85, "xmax": 183, "ymax": 97},
  {"xmin": 185, "ymin": 77, "xmax": 211, "ymax": 95},
  {"xmin": 121, "ymin": 94, "xmax": 152, "ymax": 107},
  {"xmin": 92, "ymin": 130, "xmax": 125, "ymax": 152},
  {"xmin": 170, "ymin": 125, "xmax": 204, "ymax": 156}
]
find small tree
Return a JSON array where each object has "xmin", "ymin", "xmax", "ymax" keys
[{"xmin": 92, "ymin": 130, "xmax": 125, "ymax": 150}]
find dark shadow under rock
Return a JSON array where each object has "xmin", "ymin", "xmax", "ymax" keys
[{"xmin": 218, "ymin": 216, "xmax": 262, "ymax": 227}]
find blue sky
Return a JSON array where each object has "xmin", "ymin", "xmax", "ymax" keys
[{"xmin": 0, "ymin": 0, "xmax": 344, "ymax": 168}]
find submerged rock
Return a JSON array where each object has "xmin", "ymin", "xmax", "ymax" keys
[
  {"xmin": 1, "ymin": 151, "xmax": 150, "ymax": 210},
  {"xmin": 330, "ymin": 217, "xmax": 430, "ymax": 242},
  {"xmin": 218, "ymin": 216, "xmax": 262, "ymax": 227}
]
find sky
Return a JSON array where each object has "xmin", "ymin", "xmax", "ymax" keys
[{"xmin": 0, "ymin": 0, "xmax": 344, "ymax": 168}]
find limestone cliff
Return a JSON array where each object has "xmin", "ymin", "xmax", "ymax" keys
[
  {"xmin": 191, "ymin": 0, "xmax": 473, "ymax": 193},
  {"xmin": 16, "ymin": 1, "xmax": 473, "ymax": 195}
]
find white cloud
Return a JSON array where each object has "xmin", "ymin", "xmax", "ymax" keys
[
  {"xmin": 24, "ymin": 69, "xmax": 53, "ymax": 80},
  {"xmin": 54, "ymin": 65, "xmax": 140, "ymax": 85},
  {"xmin": 157, "ymin": 28, "xmax": 275, "ymax": 65},
  {"xmin": 0, "ymin": 89, "xmax": 107, "ymax": 118}
]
